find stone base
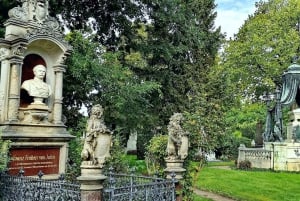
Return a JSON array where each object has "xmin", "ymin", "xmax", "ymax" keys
[
  {"xmin": 164, "ymin": 159, "xmax": 186, "ymax": 179},
  {"xmin": 1, "ymin": 121, "xmax": 74, "ymax": 178},
  {"xmin": 19, "ymin": 107, "xmax": 50, "ymax": 124},
  {"xmin": 77, "ymin": 166, "xmax": 107, "ymax": 201},
  {"xmin": 265, "ymin": 141, "xmax": 300, "ymax": 171},
  {"xmin": 80, "ymin": 164, "xmax": 105, "ymax": 176}
]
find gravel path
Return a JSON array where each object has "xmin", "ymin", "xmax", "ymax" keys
[{"xmin": 193, "ymin": 188, "xmax": 236, "ymax": 201}]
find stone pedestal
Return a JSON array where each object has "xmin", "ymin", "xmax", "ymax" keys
[
  {"xmin": 265, "ymin": 141, "xmax": 300, "ymax": 171},
  {"xmin": 19, "ymin": 107, "xmax": 50, "ymax": 124},
  {"xmin": 164, "ymin": 159, "xmax": 186, "ymax": 179},
  {"xmin": 77, "ymin": 165, "xmax": 107, "ymax": 201},
  {"xmin": 164, "ymin": 159, "xmax": 186, "ymax": 201}
]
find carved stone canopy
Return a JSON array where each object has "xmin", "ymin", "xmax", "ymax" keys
[
  {"xmin": 4, "ymin": 0, "xmax": 71, "ymax": 51},
  {"xmin": 280, "ymin": 62, "xmax": 300, "ymax": 107},
  {"xmin": 9, "ymin": 0, "xmax": 51, "ymax": 24}
]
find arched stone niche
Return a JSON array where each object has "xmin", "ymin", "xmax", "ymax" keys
[
  {"xmin": 20, "ymin": 54, "xmax": 46, "ymax": 107},
  {"xmin": 19, "ymin": 37, "xmax": 69, "ymax": 125}
]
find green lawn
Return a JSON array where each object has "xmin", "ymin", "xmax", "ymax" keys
[{"xmin": 194, "ymin": 163, "xmax": 300, "ymax": 201}]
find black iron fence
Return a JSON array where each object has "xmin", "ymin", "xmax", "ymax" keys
[
  {"xmin": 0, "ymin": 168, "xmax": 176, "ymax": 201},
  {"xmin": 0, "ymin": 171, "xmax": 80, "ymax": 201},
  {"xmin": 103, "ymin": 169, "xmax": 177, "ymax": 201}
]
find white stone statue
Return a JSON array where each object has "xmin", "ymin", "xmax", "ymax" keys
[
  {"xmin": 35, "ymin": 0, "xmax": 49, "ymax": 23},
  {"xmin": 166, "ymin": 113, "xmax": 189, "ymax": 160},
  {"xmin": 21, "ymin": 64, "xmax": 51, "ymax": 105},
  {"xmin": 81, "ymin": 104, "xmax": 112, "ymax": 167}
]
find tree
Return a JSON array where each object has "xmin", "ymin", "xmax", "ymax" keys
[
  {"xmin": 49, "ymin": 0, "xmax": 143, "ymax": 51},
  {"xmin": 214, "ymin": 0, "xmax": 300, "ymax": 157},
  {"xmin": 134, "ymin": 0, "xmax": 223, "ymax": 123},
  {"xmin": 63, "ymin": 31, "xmax": 161, "ymax": 134},
  {"xmin": 54, "ymin": 0, "xmax": 223, "ymax": 157},
  {"xmin": 221, "ymin": 0, "xmax": 300, "ymax": 101}
]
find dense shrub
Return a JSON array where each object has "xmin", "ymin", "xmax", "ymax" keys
[
  {"xmin": 238, "ymin": 160, "xmax": 252, "ymax": 170},
  {"xmin": 144, "ymin": 134, "xmax": 168, "ymax": 175}
]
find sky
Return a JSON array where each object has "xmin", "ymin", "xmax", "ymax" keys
[{"xmin": 215, "ymin": 0, "xmax": 258, "ymax": 38}]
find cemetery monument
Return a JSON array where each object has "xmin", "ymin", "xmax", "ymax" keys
[
  {"xmin": 0, "ymin": 0, "xmax": 73, "ymax": 178},
  {"xmin": 238, "ymin": 62, "xmax": 300, "ymax": 171}
]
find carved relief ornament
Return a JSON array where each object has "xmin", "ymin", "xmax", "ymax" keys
[
  {"xmin": 11, "ymin": 45, "xmax": 27, "ymax": 57},
  {"xmin": 0, "ymin": 48, "xmax": 10, "ymax": 61},
  {"xmin": 8, "ymin": 0, "xmax": 60, "ymax": 31}
]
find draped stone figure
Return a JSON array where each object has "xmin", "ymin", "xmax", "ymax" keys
[
  {"xmin": 81, "ymin": 104, "xmax": 112, "ymax": 167},
  {"xmin": 263, "ymin": 89, "xmax": 283, "ymax": 142}
]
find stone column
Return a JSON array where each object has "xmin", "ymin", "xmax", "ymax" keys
[
  {"xmin": 0, "ymin": 47, "xmax": 10, "ymax": 122},
  {"xmin": 52, "ymin": 65, "xmax": 65, "ymax": 124},
  {"xmin": 77, "ymin": 165, "xmax": 107, "ymax": 201},
  {"xmin": 237, "ymin": 144, "xmax": 246, "ymax": 168},
  {"xmin": 7, "ymin": 56, "xmax": 23, "ymax": 122}
]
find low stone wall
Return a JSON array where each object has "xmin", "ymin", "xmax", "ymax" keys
[{"xmin": 237, "ymin": 144, "xmax": 273, "ymax": 169}]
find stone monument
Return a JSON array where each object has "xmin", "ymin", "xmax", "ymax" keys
[
  {"xmin": 77, "ymin": 104, "xmax": 112, "ymax": 201},
  {"xmin": 164, "ymin": 113, "xmax": 189, "ymax": 179},
  {"xmin": 238, "ymin": 62, "xmax": 300, "ymax": 171},
  {"xmin": 0, "ymin": 0, "xmax": 73, "ymax": 178}
]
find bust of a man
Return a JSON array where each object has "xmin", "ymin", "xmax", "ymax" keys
[{"xmin": 21, "ymin": 64, "xmax": 51, "ymax": 105}]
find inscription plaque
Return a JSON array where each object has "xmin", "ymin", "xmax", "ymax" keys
[{"xmin": 9, "ymin": 147, "xmax": 60, "ymax": 176}]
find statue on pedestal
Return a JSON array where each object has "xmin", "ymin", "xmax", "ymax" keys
[
  {"xmin": 21, "ymin": 64, "xmax": 51, "ymax": 105},
  {"xmin": 164, "ymin": 113, "xmax": 188, "ymax": 180},
  {"xmin": 166, "ymin": 113, "xmax": 189, "ymax": 160},
  {"xmin": 81, "ymin": 104, "xmax": 112, "ymax": 167}
]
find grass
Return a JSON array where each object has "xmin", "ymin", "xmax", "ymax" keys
[
  {"xmin": 126, "ymin": 154, "xmax": 148, "ymax": 174},
  {"xmin": 125, "ymin": 156, "xmax": 300, "ymax": 200},
  {"xmin": 194, "ymin": 162, "xmax": 300, "ymax": 201}
]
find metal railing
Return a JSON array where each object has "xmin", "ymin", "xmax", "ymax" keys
[
  {"xmin": 0, "ymin": 168, "xmax": 177, "ymax": 201},
  {"xmin": 0, "ymin": 170, "xmax": 80, "ymax": 201},
  {"xmin": 103, "ymin": 168, "xmax": 177, "ymax": 201}
]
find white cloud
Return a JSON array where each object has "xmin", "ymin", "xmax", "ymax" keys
[{"xmin": 215, "ymin": 0, "xmax": 257, "ymax": 38}]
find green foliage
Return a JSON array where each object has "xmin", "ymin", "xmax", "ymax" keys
[
  {"xmin": 55, "ymin": 0, "xmax": 223, "ymax": 161},
  {"xmin": 136, "ymin": 0, "xmax": 223, "ymax": 124},
  {"xmin": 104, "ymin": 135, "xmax": 130, "ymax": 173},
  {"xmin": 225, "ymin": 103, "xmax": 265, "ymax": 139},
  {"xmin": 49, "ymin": 0, "xmax": 142, "ymax": 50},
  {"xmin": 64, "ymin": 31, "xmax": 161, "ymax": 137},
  {"xmin": 124, "ymin": 155, "xmax": 147, "ymax": 174},
  {"xmin": 65, "ymin": 118, "xmax": 87, "ymax": 182},
  {"xmin": 144, "ymin": 135, "xmax": 168, "ymax": 175},
  {"xmin": 219, "ymin": 103, "xmax": 266, "ymax": 159},
  {"xmin": 221, "ymin": 0, "xmax": 300, "ymax": 100},
  {"xmin": 0, "ymin": 133, "xmax": 10, "ymax": 172}
]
